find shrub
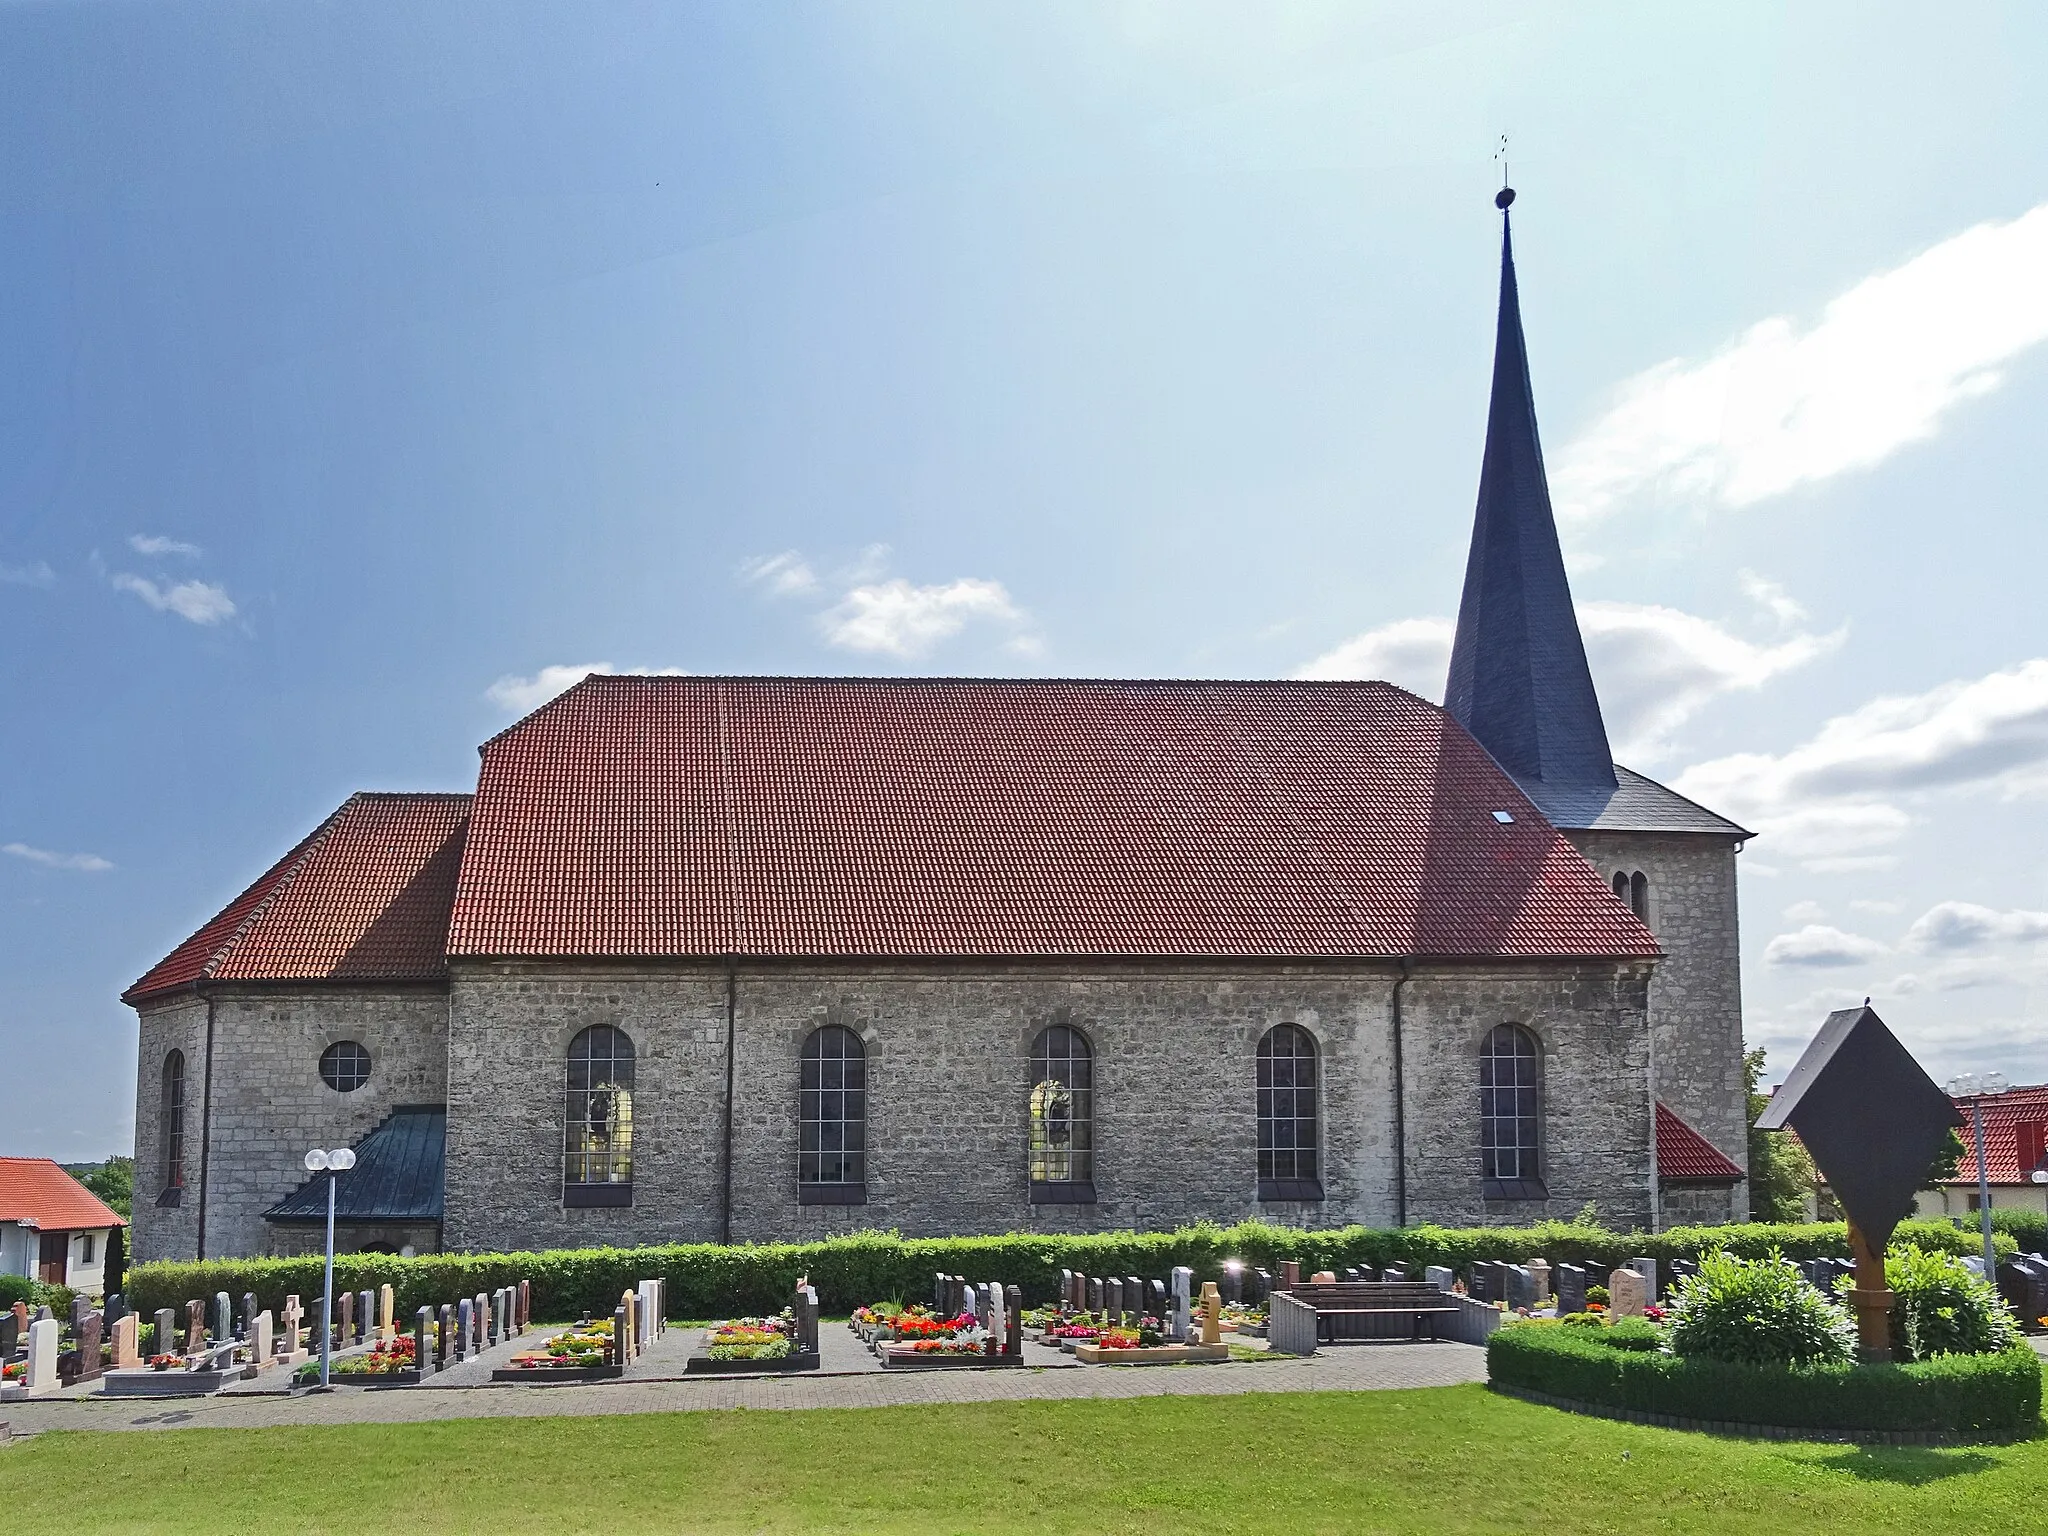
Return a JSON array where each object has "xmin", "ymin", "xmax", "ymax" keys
[
  {"xmin": 1593, "ymin": 1317, "xmax": 1665, "ymax": 1352},
  {"xmin": 1882, "ymin": 1244, "xmax": 2018, "ymax": 1361},
  {"xmin": 0, "ymin": 1274, "xmax": 35, "ymax": 1309},
  {"xmin": 1665, "ymin": 1251, "xmax": 1856, "ymax": 1368},
  {"xmin": 1488, "ymin": 1323, "xmax": 2042, "ymax": 1441}
]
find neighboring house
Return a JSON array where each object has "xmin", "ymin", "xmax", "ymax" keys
[
  {"xmin": 1916, "ymin": 1084, "xmax": 2048, "ymax": 1220},
  {"xmin": 0, "ymin": 1158, "xmax": 127, "ymax": 1292}
]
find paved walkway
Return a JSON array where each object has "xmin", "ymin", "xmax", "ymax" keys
[{"xmin": 0, "ymin": 1324, "xmax": 1486, "ymax": 1437}]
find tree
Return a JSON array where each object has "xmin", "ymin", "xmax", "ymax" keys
[
  {"xmin": 1924, "ymin": 1126, "xmax": 1966, "ymax": 1186},
  {"xmin": 70, "ymin": 1155, "xmax": 134, "ymax": 1221},
  {"xmin": 1746, "ymin": 1048, "xmax": 1820, "ymax": 1224}
]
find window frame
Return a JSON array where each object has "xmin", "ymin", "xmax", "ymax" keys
[
  {"xmin": 158, "ymin": 1049, "xmax": 186, "ymax": 1204},
  {"xmin": 1256, "ymin": 1024, "xmax": 1323, "ymax": 1201},
  {"xmin": 563, "ymin": 1025, "xmax": 636, "ymax": 1207},
  {"xmin": 798, "ymin": 1025, "xmax": 868, "ymax": 1205},
  {"xmin": 318, "ymin": 1039, "xmax": 372, "ymax": 1094},
  {"xmin": 1479, "ymin": 1023, "xmax": 1546, "ymax": 1201},
  {"xmin": 1028, "ymin": 1024, "xmax": 1096, "ymax": 1203}
]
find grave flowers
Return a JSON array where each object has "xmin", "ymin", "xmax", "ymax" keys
[
  {"xmin": 507, "ymin": 1320, "xmax": 612, "ymax": 1371},
  {"xmin": 147, "ymin": 1354, "xmax": 181, "ymax": 1372},
  {"xmin": 706, "ymin": 1318, "xmax": 792, "ymax": 1362}
]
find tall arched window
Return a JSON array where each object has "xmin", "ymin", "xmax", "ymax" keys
[
  {"xmin": 564, "ymin": 1025, "xmax": 634, "ymax": 1206},
  {"xmin": 1029, "ymin": 1025, "xmax": 1094, "ymax": 1202},
  {"xmin": 1479, "ymin": 1024, "xmax": 1545, "ymax": 1200},
  {"xmin": 1614, "ymin": 869, "xmax": 1650, "ymax": 924},
  {"xmin": 159, "ymin": 1050, "xmax": 186, "ymax": 1203},
  {"xmin": 1257, "ymin": 1025, "xmax": 1321, "ymax": 1200},
  {"xmin": 799, "ymin": 1026, "xmax": 867, "ymax": 1205}
]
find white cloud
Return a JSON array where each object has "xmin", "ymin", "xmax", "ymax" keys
[
  {"xmin": 112, "ymin": 573, "xmax": 236, "ymax": 625},
  {"xmin": 1851, "ymin": 898, "xmax": 1903, "ymax": 915},
  {"xmin": 1294, "ymin": 581, "xmax": 1837, "ymax": 758},
  {"xmin": 3, "ymin": 841, "xmax": 113, "ymax": 873},
  {"xmin": 820, "ymin": 577, "xmax": 1029, "ymax": 659},
  {"xmin": 1675, "ymin": 657, "xmax": 2048, "ymax": 866},
  {"xmin": 738, "ymin": 551, "xmax": 818, "ymax": 598},
  {"xmin": 484, "ymin": 663, "xmax": 689, "ymax": 714},
  {"xmin": 1737, "ymin": 570, "xmax": 1807, "ymax": 629},
  {"xmin": 1555, "ymin": 201, "xmax": 2048, "ymax": 524},
  {"xmin": 1, "ymin": 559, "xmax": 55, "ymax": 588},
  {"xmin": 129, "ymin": 534, "xmax": 201, "ymax": 558},
  {"xmin": 1782, "ymin": 900, "xmax": 1828, "ymax": 923},
  {"xmin": 1905, "ymin": 901, "xmax": 2048, "ymax": 953},
  {"xmin": 1764, "ymin": 924, "xmax": 1888, "ymax": 969}
]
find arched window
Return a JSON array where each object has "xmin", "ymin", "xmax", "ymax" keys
[
  {"xmin": 1257, "ymin": 1025, "xmax": 1321, "ymax": 1200},
  {"xmin": 1629, "ymin": 871, "xmax": 1651, "ymax": 924},
  {"xmin": 1029, "ymin": 1025, "xmax": 1094, "ymax": 1202},
  {"xmin": 799, "ymin": 1026, "xmax": 867, "ymax": 1205},
  {"xmin": 159, "ymin": 1050, "xmax": 186, "ymax": 1202},
  {"xmin": 564, "ymin": 1025, "xmax": 634, "ymax": 1207},
  {"xmin": 1612, "ymin": 870, "xmax": 1629, "ymax": 902},
  {"xmin": 1480, "ymin": 1024, "xmax": 1544, "ymax": 1200}
]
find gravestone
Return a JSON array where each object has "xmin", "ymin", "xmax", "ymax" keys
[
  {"xmin": 1506, "ymin": 1266, "xmax": 1539, "ymax": 1311},
  {"xmin": 240, "ymin": 1292, "xmax": 259, "ymax": 1342},
  {"xmin": 252, "ymin": 1311, "xmax": 273, "ymax": 1369},
  {"xmin": 1279, "ymin": 1260, "xmax": 1301, "ymax": 1289},
  {"xmin": 1998, "ymin": 1260, "xmax": 2048, "ymax": 1327},
  {"xmin": 1628, "ymin": 1257, "xmax": 1658, "ymax": 1301},
  {"xmin": 185, "ymin": 1300, "xmax": 206, "ymax": 1353},
  {"xmin": 1170, "ymin": 1267, "xmax": 1193, "ymax": 1342},
  {"xmin": 1103, "ymin": 1278, "xmax": 1121, "ymax": 1320},
  {"xmin": 986, "ymin": 1283, "xmax": 1005, "ymax": 1359},
  {"xmin": 456, "ymin": 1299, "xmax": 472, "ymax": 1360},
  {"xmin": 1005, "ymin": 1285, "xmax": 1023, "ymax": 1357},
  {"xmin": 1425, "ymin": 1265, "xmax": 1456, "ymax": 1295},
  {"xmin": 13, "ymin": 1300, "xmax": 33, "ymax": 1341},
  {"xmin": 338, "ymin": 1291, "xmax": 355, "ymax": 1348},
  {"xmin": 933, "ymin": 1272, "xmax": 948, "ymax": 1313},
  {"xmin": 3, "ymin": 1308, "xmax": 22, "ymax": 1362},
  {"xmin": 1125, "ymin": 1277, "xmax": 1144, "ymax": 1324},
  {"xmin": 213, "ymin": 1291, "xmax": 232, "ymax": 1345},
  {"xmin": 111, "ymin": 1312, "xmax": 141, "ymax": 1369},
  {"xmin": 1526, "ymin": 1259, "xmax": 1551, "ymax": 1304},
  {"xmin": 281, "ymin": 1295, "xmax": 306, "ymax": 1362},
  {"xmin": 795, "ymin": 1285, "xmax": 820, "ymax": 1358},
  {"xmin": 1147, "ymin": 1279, "xmax": 1167, "ymax": 1323},
  {"xmin": 1310, "ymin": 1271, "xmax": 1337, "ymax": 1286},
  {"xmin": 439, "ymin": 1304, "xmax": 455, "ymax": 1369},
  {"xmin": 25, "ymin": 1317, "xmax": 58, "ymax": 1391},
  {"xmin": 1466, "ymin": 1264, "xmax": 1497, "ymax": 1304},
  {"xmin": 1961, "ymin": 1256, "xmax": 1987, "ymax": 1279},
  {"xmin": 1252, "ymin": 1269, "xmax": 1272, "ymax": 1302},
  {"xmin": 486, "ymin": 1290, "xmax": 500, "ymax": 1348},
  {"xmin": 73, "ymin": 1311, "xmax": 105, "ymax": 1383},
  {"xmin": 1609, "ymin": 1268, "xmax": 1648, "ymax": 1319},
  {"xmin": 105, "ymin": 1293, "xmax": 127, "ymax": 1328},
  {"xmin": 1059, "ymin": 1269, "xmax": 1074, "ymax": 1309},
  {"xmin": 153, "ymin": 1307, "xmax": 176, "ymax": 1357},
  {"xmin": 518, "ymin": 1279, "xmax": 531, "ymax": 1331},
  {"xmin": 70, "ymin": 1295, "xmax": 92, "ymax": 1337},
  {"xmin": 611, "ymin": 1303, "xmax": 630, "ymax": 1367},
  {"xmin": 475, "ymin": 1293, "xmax": 489, "ymax": 1352},
  {"xmin": 1556, "ymin": 1264, "xmax": 1588, "ymax": 1315},
  {"xmin": 1198, "ymin": 1281, "xmax": 1222, "ymax": 1346},
  {"xmin": 1220, "ymin": 1264, "xmax": 1242, "ymax": 1306},
  {"xmin": 380, "ymin": 1285, "xmax": 396, "ymax": 1344},
  {"xmin": 1087, "ymin": 1277, "xmax": 1104, "ymax": 1315},
  {"xmin": 1342, "ymin": 1267, "xmax": 1362, "ymax": 1283},
  {"xmin": 415, "ymin": 1307, "xmax": 433, "ymax": 1375}
]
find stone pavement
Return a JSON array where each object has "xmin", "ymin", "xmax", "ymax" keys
[{"xmin": 0, "ymin": 1325, "xmax": 1486, "ymax": 1437}]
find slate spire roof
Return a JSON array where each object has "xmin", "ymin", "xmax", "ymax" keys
[{"xmin": 1444, "ymin": 192, "xmax": 1617, "ymax": 796}]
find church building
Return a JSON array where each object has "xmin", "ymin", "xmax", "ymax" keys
[{"xmin": 127, "ymin": 194, "xmax": 1749, "ymax": 1263}]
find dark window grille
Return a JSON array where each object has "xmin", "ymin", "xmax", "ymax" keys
[
  {"xmin": 160, "ymin": 1050, "xmax": 186, "ymax": 1192},
  {"xmin": 799, "ymin": 1026, "xmax": 866, "ymax": 1200},
  {"xmin": 1257, "ymin": 1024, "xmax": 1321, "ymax": 1198},
  {"xmin": 1029, "ymin": 1025, "xmax": 1093, "ymax": 1191},
  {"xmin": 319, "ymin": 1040, "xmax": 372, "ymax": 1093},
  {"xmin": 1480, "ymin": 1023, "xmax": 1543, "ymax": 1197},
  {"xmin": 565, "ymin": 1025, "xmax": 635, "ymax": 1191}
]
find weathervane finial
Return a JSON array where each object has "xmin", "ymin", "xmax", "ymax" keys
[{"xmin": 1494, "ymin": 134, "xmax": 1514, "ymax": 210}]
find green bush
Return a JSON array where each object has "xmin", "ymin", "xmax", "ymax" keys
[
  {"xmin": 1882, "ymin": 1245, "xmax": 2018, "ymax": 1361},
  {"xmin": 1488, "ymin": 1322, "xmax": 2042, "ymax": 1441},
  {"xmin": 122, "ymin": 1216, "xmax": 2017, "ymax": 1325},
  {"xmin": 1666, "ymin": 1251, "xmax": 1856, "ymax": 1368},
  {"xmin": 1592, "ymin": 1317, "xmax": 1665, "ymax": 1352},
  {"xmin": 0, "ymin": 1274, "xmax": 35, "ymax": 1309}
]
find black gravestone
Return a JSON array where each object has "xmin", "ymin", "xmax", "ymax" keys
[
  {"xmin": 415, "ymin": 1307, "xmax": 433, "ymax": 1375},
  {"xmin": 1382, "ymin": 1264, "xmax": 1407, "ymax": 1282},
  {"xmin": 1220, "ymin": 1266, "xmax": 1242, "ymax": 1306},
  {"xmin": 1555, "ymin": 1263, "xmax": 1586, "ymax": 1315}
]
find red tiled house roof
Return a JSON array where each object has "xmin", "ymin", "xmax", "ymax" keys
[
  {"xmin": 447, "ymin": 675, "xmax": 1661, "ymax": 960},
  {"xmin": 1945, "ymin": 1085, "xmax": 2048, "ymax": 1185},
  {"xmin": 1655, "ymin": 1102, "xmax": 1744, "ymax": 1181},
  {"xmin": 0, "ymin": 1159, "xmax": 126, "ymax": 1229},
  {"xmin": 126, "ymin": 793, "xmax": 471, "ymax": 1003}
]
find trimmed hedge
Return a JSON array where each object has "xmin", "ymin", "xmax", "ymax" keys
[
  {"xmin": 1487, "ymin": 1321, "xmax": 2042, "ymax": 1441},
  {"xmin": 124, "ymin": 1216, "xmax": 2011, "ymax": 1324}
]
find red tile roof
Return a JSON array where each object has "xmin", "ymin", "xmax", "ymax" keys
[
  {"xmin": 126, "ymin": 793, "xmax": 471, "ymax": 1003},
  {"xmin": 0, "ymin": 1159, "xmax": 126, "ymax": 1230},
  {"xmin": 1656, "ymin": 1102, "xmax": 1745, "ymax": 1181},
  {"xmin": 1944, "ymin": 1085, "xmax": 2048, "ymax": 1185},
  {"xmin": 448, "ymin": 676, "xmax": 1661, "ymax": 960}
]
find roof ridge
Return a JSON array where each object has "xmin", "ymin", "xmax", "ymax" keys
[{"xmin": 1614, "ymin": 764, "xmax": 1755, "ymax": 838}]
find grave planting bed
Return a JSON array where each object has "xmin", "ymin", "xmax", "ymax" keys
[
  {"xmin": 1072, "ymin": 1341, "xmax": 1230, "ymax": 1365},
  {"xmin": 685, "ymin": 1314, "xmax": 818, "ymax": 1375},
  {"xmin": 495, "ymin": 1320, "xmax": 625, "ymax": 1383}
]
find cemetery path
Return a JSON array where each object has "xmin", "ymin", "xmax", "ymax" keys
[{"xmin": 0, "ymin": 1340, "xmax": 1487, "ymax": 1435}]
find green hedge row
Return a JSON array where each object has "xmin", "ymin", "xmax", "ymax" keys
[
  {"xmin": 124, "ymin": 1217, "xmax": 2009, "ymax": 1324},
  {"xmin": 1487, "ymin": 1323, "xmax": 2043, "ymax": 1441}
]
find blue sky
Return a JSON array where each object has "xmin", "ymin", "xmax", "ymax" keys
[{"xmin": 6, "ymin": 2, "xmax": 2048, "ymax": 1158}]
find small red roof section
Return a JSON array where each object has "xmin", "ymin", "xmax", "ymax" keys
[
  {"xmin": 126, "ymin": 793, "xmax": 471, "ymax": 1003},
  {"xmin": 449, "ymin": 676, "xmax": 1661, "ymax": 960},
  {"xmin": 1945, "ymin": 1085, "xmax": 2048, "ymax": 1185},
  {"xmin": 1656, "ymin": 1102, "xmax": 1744, "ymax": 1181},
  {"xmin": 0, "ymin": 1159, "xmax": 126, "ymax": 1230}
]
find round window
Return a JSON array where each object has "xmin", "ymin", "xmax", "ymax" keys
[{"xmin": 319, "ymin": 1041, "xmax": 372, "ymax": 1093}]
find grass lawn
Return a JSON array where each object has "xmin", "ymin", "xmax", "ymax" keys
[{"xmin": 4, "ymin": 1384, "xmax": 2045, "ymax": 1534}]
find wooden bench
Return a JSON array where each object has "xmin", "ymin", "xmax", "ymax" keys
[{"xmin": 1281, "ymin": 1283, "xmax": 1459, "ymax": 1343}]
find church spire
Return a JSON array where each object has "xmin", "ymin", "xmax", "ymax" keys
[{"xmin": 1443, "ymin": 187, "xmax": 1616, "ymax": 790}]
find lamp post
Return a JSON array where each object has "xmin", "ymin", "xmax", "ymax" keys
[
  {"xmin": 1945, "ymin": 1072, "xmax": 2008, "ymax": 1280},
  {"xmin": 302, "ymin": 1146, "xmax": 356, "ymax": 1389}
]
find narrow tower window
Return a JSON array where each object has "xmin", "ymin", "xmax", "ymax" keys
[
  {"xmin": 1028, "ymin": 1025, "xmax": 1094, "ymax": 1202},
  {"xmin": 1480, "ymin": 1024, "xmax": 1545, "ymax": 1199},
  {"xmin": 1629, "ymin": 871, "xmax": 1651, "ymax": 924},
  {"xmin": 564, "ymin": 1025, "xmax": 635, "ymax": 1206},
  {"xmin": 1257, "ymin": 1025, "xmax": 1322, "ymax": 1200},
  {"xmin": 159, "ymin": 1050, "xmax": 186, "ymax": 1199},
  {"xmin": 798, "ymin": 1026, "xmax": 867, "ymax": 1204}
]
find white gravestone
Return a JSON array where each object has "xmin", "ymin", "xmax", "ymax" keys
[
  {"xmin": 1608, "ymin": 1268, "xmax": 1648, "ymax": 1319},
  {"xmin": 1629, "ymin": 1257, "xmax": 1657, "ymax": 1300},
  {"xmin": 26, "ymin": 1317, "xmax": 59, "ymax": 1391},
  {"xmin": 1170, "ymin": 1267, "xmax": 1193, "ymax": 1342},
  {"xmin": 1425, "ymin": 1265, "xmax": 1456, "ymax": 1293},
  {"xmin": 986, "ymin": 1284, "xmax": 1006, "ymax": 1359},
  {"xmin": 1526, "ymin": 1259, "xmax": 1551, "ymax": 1304},
  {"xmin": 253, "ymin": 1311, "xmax": 274, "ymax": 1369}
]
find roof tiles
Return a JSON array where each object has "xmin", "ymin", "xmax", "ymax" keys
[
  {"xmin": 1946, "ymin": 1085, "xmax": 2048, "ymax": 1185},
  {"xmin": 0, "ymin": 1158, "xmax": 127, "ymax": 1230},
  {"xmin": 1656, "ymin": 1102, "xmax": 1745, "ymax": 1181}
]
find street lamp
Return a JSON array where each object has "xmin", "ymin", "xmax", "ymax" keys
[
  {"xmin": 1945, "ymin": 1072, "xmax": 2008, "ymax": 1281},
  {"xmin": 302, "ymin": 1146, "xmax": 357, "ymax": 1389}
]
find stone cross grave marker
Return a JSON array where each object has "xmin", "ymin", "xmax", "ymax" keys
[
  {"xmin": 439, "ymin": 1304, "xmax": 455, "ymax": 1369},
  {"xmin": 185, "ymin": 1299, "xmax": 206, "ymax": 1354},
  {"xmin": 1608, "ymin": 1268, "xmax": 1648, "ymax": 1318},
  {"xmin": 112, "ymin": 1312, "xmax": 140, "ymax": 1369},
  {"xmin": 1425, "ymin": 1265, "xmax": 1455, "ymax": 1294},
  {"xmin": 415, "ymin": 1307, "xmax": 434, "ymax": 1376},
  {"xmin": 1199, "ymin": 1281, "xmax": 1222, "ymax": 1346},
  {"xmin": 282, "ymin": 1296, "xmax": 306, "ymax": 1362},
  {"xmin": 25, "ymin": 1317, "xmax": 58, "ymax": 1392},
  {"xmin": 252, "ymin": 1311, "xmax": 273, "ymax": 1369},
  {"xmin": 1170, "ymin": 1267, "xmax": 1193, "ymax": 1342},
  {"xmin": 456, "ymin": 1299, "xmax": 472, "ymax": 1360},
  {"xmin": 380, "ymin": 1284, "xmax": 396, "ymax": 1344},
  {"xmin": 1555, "ymin": 1264, "xmax": 1586, "ymax": 1315}
]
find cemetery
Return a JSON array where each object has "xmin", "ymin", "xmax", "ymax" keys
[{"xmin": 687, "ymin": 1280, "xmax": 820, "ymax": 1373}]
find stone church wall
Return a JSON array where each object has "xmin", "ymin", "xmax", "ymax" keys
[
  {"xmin": 130, "ymin": 994, "xmax": 209, "ymax": 1264},
  {"xmin": 1566, "ymin": 829, "xmax": 1747, "ymax": 1224}
]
